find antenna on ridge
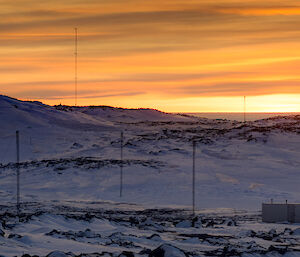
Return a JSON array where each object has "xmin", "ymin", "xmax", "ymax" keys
[{"xmin": 74, "ymin": 27, "xmax": 78, "ymax": 106}]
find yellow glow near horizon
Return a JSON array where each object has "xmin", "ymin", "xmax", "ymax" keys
[{"xmin": 40, "ymin": 94, "xmax": 300, "ymax": 113}]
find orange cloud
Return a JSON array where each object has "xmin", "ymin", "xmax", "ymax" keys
[{"xmin": 0, "ymin": 0, "xmax": 300, "ymax": 112}]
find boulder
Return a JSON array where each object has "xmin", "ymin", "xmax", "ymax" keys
[{"xmin": 149, "ymin": 244, "xmax": 188, "ymax": 257}]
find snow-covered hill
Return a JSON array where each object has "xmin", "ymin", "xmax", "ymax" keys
[
  {"xmin": 0, "ymin": 95, "xmax": 196, "ymax": 131},
  {"xmin": 0, "ymin": 94, "xmax": 299, "ymax": 210}
]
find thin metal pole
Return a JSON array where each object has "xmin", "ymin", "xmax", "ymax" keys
[
  {"xmin": 74, "ymin": 28, "xmax": 78, "ymax": 106},
  {"xmin": 16, "ymin": 130, "xmax": 20, "ymax": 215},
  {"xmin": 192, "ymin": 140, "xmax": 196, "ymax": 215},
  {"xmin": 120, "ymin": 131, "xmax": 124, "ymax": 198},
  {"xmin": 244, "ymin": 96, "xmax": 246, "ymax": 138}
]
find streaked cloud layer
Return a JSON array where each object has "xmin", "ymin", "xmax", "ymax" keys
[{"xmin": 1, "ymin": 0, "xmax": 300, "ymax": 111}]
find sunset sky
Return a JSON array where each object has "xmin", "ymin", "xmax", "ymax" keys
[{"xmin": 1, "ymin": 0, "xmax": 300, "ymax": 112}]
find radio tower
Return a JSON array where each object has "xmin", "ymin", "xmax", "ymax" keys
[{"xmin": 74, "ymin": 28, "xmax": 78, "ymax": 106}]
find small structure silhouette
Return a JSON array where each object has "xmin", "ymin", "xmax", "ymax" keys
[{"xmin": 262, "ymin": 202, "xmax": 300, "ymax": 223}]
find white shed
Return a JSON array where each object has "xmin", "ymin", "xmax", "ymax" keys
[{"xmin": 262, "ymin": 203, "xmax": 300, "ymax": 223}]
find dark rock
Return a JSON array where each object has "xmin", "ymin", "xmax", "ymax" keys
[
  {"xmin": 205, "ymin": 220, "xmax": 216, "ymax": 227},
  {"xmin": 225, "ymin": 219, "xmax": 237, "ymax": 226},
  {"xmin": 222, "ymin": 245, "xmax": 241, "ymax": 256},
  {"xmin": 146, "ymin": 234, "xmax": 161, "ymax": 241},
  {"xmin": 139, "ymin": 249, "xmax": 152, "ymax": 255},
  {"xmin": 268, "ymin": 245, "xmax": 288, "ymax": 254},
  {"xmin": 118, "ymin": 251, "xmax": 134, "ymax": 257},
  {"xmin": 71, "ymin": 143, "xmax": 83, "ymax": 149},
  {"xmin": 149, "ymin": 244, "xmax": 188, "ymax": 257},
  {"xmin": 284, "ymin": 228, "xmax": 292, "ymax": 235},
  {"xmin": 129, "ymin": 216, "xmax": 139, "ymax": 225},
  {"xmin": 8, "ymin": 233, "xmax": 22, "ymax": 239}
]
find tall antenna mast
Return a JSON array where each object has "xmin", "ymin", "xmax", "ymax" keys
[{"xmin": 74, "ymin": 28, "xmax": 78, "ymax": 106}]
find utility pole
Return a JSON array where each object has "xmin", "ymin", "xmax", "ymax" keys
[
  {"xmin": 244, "ymin": 96, "xmax": 246, "ymax": 138},
  {"xmin": 120, "ymin": 131, "xmax": 124, "ymax": 198},
  {"xmin": 74, "ymin": 27, "xmax": 78, "ymax": 106},
  {"xmin": 16, "ymin": 130, "xmax": 20, "ymax": 215},
  {"xmin": 192, "ymin": 140, "xmax": 196, "ymax": 215}
]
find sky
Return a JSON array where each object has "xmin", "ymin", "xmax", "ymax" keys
[{"xmin": 1, "ymin": 0, "xmax": 300, "ymax": 112}]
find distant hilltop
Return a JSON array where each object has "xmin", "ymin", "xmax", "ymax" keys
[{"xmin": 0, "ymin": 95, "xmax": 200, "ymax": 132}]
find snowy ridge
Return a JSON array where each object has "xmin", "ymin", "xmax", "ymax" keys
[
  {"xmin": 55, "ymin": 104, "xmax": 199, "ymax": 123},
  {"xmin": 0, "ymin": 95, "xmax": 300, "ymax": 204},
  {"xmin": 0, "ymin": 95, "xmax": 200, "ymax": 132},
  {"xmin": 0, "ymin": 95, "xmax": 116, "ymax": 131},
  {"xmin": 0, "ymin": 94, "xmax": 299, "ymax": 208}
]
